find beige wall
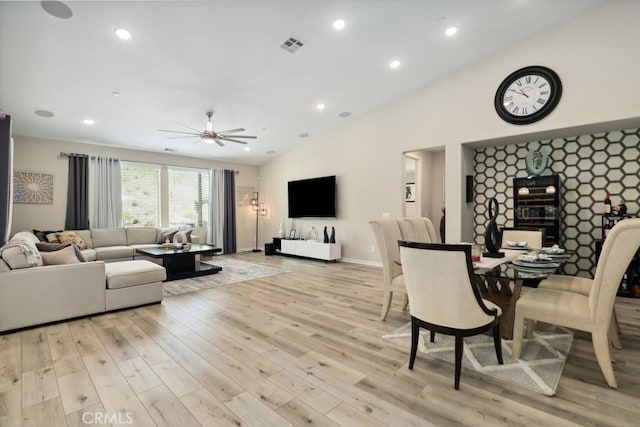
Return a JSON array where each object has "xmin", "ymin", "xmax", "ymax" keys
[
  {"xmin": 11, "ymin": 136, "xmax": 259, "ymax": 249},
  {"xmin": 258, "ymin": 2, "xmax": 640, "ymax": 263}
]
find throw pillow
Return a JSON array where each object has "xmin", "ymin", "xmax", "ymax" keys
[
  {"xmin": 173, "ymin": 229, "xmax": 193, "ymax": 244},
  {"xmin": 10, "ymin": 231, "xmax": 41, "ymax": 245},
  {"xmin": 46, "ymin": 232, "xmax": 61, "ymax": 243},
  {"xmin": 57, "ymin": 231, "xmax": 88, "ymax": 250},
  {"xmin": 40, "ymin": 245, "xmax": 81, "ymax": 265},
  {"xmin": 36, "ymin": 242, "xmax": 86, "ymax": 262},
  {"xmin": 157, "ymin": 229, "xmax": 178, "ymax": 244},
  {"xmin": 33, "ymin": 229, "xmax": 63, "ymax": 242}
]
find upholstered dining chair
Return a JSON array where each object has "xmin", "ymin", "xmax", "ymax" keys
[
  {"xmin": 369, "ymin": 217, "xmax": 437, "ymax": 320},
  {"xmin": 512, "ymin": 218, "xmax": 640, "ymax": 388},
  {"xmin": 500, "ymin": 228, "xmax": 544, "ymax": 249},
  {"xmin": 538, "ymin": 275, "xmax": 622, "ymax": 349},
  {"xmin": 399, "ymin": 241, "xmax": 503, "ymax": 389}
]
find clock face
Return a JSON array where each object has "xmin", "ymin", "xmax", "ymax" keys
[{"xmin": 494, "ymin": 66, "xmax": 562, "ymax": 125}]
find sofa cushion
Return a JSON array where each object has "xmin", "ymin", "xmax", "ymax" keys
[
  {"xmin": 10, "ymin": 231, "xmax": 41, "ymax": 245},
  {"xmin": 33, "ymin": 229, "xmax": 63, "ymax": 242},
  {"xmin": 95, "ymin": 246, "xmax": 134, "ymax": 260},
  {"xmin": 40, "ymin": 245, "xmax": 82, "ymax": 265},
  {"xmin": 157, "ymin": 229, "xmax": 179, "ymax": 244},
  {"xmin": 104, "ymin": 260, "xmax": 166, "ymax": 289},
  {"xmin": 173, "ymin": 229, "xmax": 193, "ymax": 243},
  {"xmin": 91, "ymin": 227, "xmax": 127, "ymax": 247},
  {"xmin": 57, "ymin": 231, "xmax": 88, "ymax": 250},
  {"xmin": 81, "ymin": 248, "xmax": 97, "ymax": 261},
  {"xmin": 127, "ymin": 227, "xmax": 159, "ymax": 245},
  {"xmin": 1, "ymin": 241, "xmax": 44, "ymax": 269},
  {"xmin": 0, "ymin": 258, "xmax": 10, "ymax": 272}
]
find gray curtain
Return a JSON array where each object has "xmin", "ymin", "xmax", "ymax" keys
[
  {"xmin": 0, "ymin": 114, "xmax": 12, "ymax": 246},
  {"xmin": 209, "ymin": 169, "xmax": 225, "ymax": 249},
  {"xmin": 223, "ymin": 169, "xmax": 236, "ymax": 253},
  {"xmin": 89, "ymin": 156, "xmax": 122, "ymax": 228},
  {"xmin": 65, "ymin": 154, "xmax": 89, "ymax": 230}
]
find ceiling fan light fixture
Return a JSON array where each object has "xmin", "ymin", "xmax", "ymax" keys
[{"xmin": 203, "ymin": 135, "xmax": 216, "ymax": 144}]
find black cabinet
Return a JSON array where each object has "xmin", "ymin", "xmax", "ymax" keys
[
  {"xmin": 513, "ymin": 175, "xmax": 560, "ymax": 247},
  {"xmin": 596, "ymin": 214, "xmax": 639, "ymax": 297}
]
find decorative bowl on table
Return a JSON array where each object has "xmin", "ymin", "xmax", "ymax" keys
[{"xmin": 506, "ymin": 240, "xmax": 528, "ymax": 249}]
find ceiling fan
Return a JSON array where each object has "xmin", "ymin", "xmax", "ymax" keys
[{"xmin": 158, "ymin": 111, "xmax": 256, "ymax": 147}]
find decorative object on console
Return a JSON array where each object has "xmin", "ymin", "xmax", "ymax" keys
[
  {"xmin": 13, "ymin": 171, "xmax": 54, "ymax": 204},
  {"xmin": 323, "ymin": 226, "xmax": 329, "ymax": 243},
  {"xmin": 289, "ymin": 229, "xmax": 296, "ymax": 239},
  {"xmin": 278, "ymin": 217, "xmax": 286, "ymax": 238},
  {"xmin": 525, "ymin": 148, "xmax": 549, "ymax": 176},
  {"xmin": 329, "ymin": 226, "xmax": 336, "ymax": 243},
  {"xmin": 307, "ymin": 226, "xmax": 318, "ymax": 241},
  {"xmin": 483, "ymin": 198, "xmax": 505, "ymax": 258}
]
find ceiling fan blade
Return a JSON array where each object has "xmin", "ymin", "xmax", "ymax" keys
[
  {"xmin": 215, "ymin": 139, "xmax": 225, "ymax": 147},
  {"xmin": 167, "ymin": 135, "xmax": 200, "ymax": 139},
  {"xmin": 219, "ymin": 134, "xmax": 257, "ymax": 139},
  {"xmin": 175, "ymin": 123, "xmax": 204, "ymax": 133},
  {"xmin": 218, "ymin": 137, "xmax": 247, "ymax": 145},
  {"xmin": 158, "ymin": 129, "xmax": 201, "ymax": 135},
  {"xmin": 217, "ymin": 128, "xmax": 245, "ymax": 135}
]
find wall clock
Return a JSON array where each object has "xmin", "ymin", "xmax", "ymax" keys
[{"xmin": 494, "ymin": 66, "xmax": 562, "ymax": 125}]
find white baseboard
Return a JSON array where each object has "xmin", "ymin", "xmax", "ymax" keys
[{"xmin": 340, "ymin": 257, "xmax": 382, "ymax": 268}]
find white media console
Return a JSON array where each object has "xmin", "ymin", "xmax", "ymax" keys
[{"xmin": 277, "ymin": 239, "xmax": 341, "ymax": 261}]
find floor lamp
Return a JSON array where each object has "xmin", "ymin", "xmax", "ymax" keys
[{"xmin": 251, "ymin": 191, "xmax": 268, "ymax": 252}]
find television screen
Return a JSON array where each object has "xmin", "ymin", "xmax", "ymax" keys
[{"xmin": 288, "ymin": 176, "xmax": 336, "ymax": 218}]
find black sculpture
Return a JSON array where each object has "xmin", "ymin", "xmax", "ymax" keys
[
  {"xmin": 323, "ymin": 226, "xmax": 329, "ymax": 243},
  {"xmin": 483, "ymin": 197, "xmax": 505, "ymax": 258},
  {"xmin": 329, "ymin": 226, "xmax": 336, "ymax": 243}
]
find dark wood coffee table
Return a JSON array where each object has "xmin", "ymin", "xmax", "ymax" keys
[{"xmin": 135, "ymin": 244, "xmax": 222, "ymax": 281}]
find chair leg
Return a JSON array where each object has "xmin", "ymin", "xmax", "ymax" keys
[
  {"xmin": 401, "ymin": 293, "xmax": 409, "ymax": 311},
  {"xmin": 454, "ymin": 335, "xmax": 463, "ymax": 390},
  {"xmin": 429, "ymin": 330, "xmax": 435, "ymax": 343},
  {"xmin": 409, "ymin": 317, "xmax": 419, "ymax": 370},
  {"xmin": 380, "ymin": 290, "xmax": 393, "ymax": 321},
  {"xmin": 592, "ymin": 330, "xmax": 618, "ymax": 388},
  {"xmin": 512, "ymin": 313, "xmax": 525, "ymax": 359},
  {"xmin": 614, "ymin": 308, "xmax": 621, "ymax": 334},
  {"xmin": 525, "ymin": 319, "xmax": 535, "ymax": 339},
  {"xmin": 492, "ymin": 323, "xmax": 503, "ymax": 365},
  {"xmin": 610, "ymin": 312, "xmax": 622, "ymax": 350}
]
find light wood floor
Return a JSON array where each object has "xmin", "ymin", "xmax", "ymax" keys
[{"xmin": 2, "ymin": 253, "xmax": 640, "ymax": 426}]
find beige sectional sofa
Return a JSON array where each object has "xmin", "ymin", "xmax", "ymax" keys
[{"xmin": 0, "ymin": 226, "xmax": 199, "ymax": 333}]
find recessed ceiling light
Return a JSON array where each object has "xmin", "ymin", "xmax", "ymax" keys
[
  {"xmin": 83, "ymin": 119, "xmax": 95, "ymax": 125},
  {"xmin": 243, "ymin": 147, "xmax": 251, "ymax": 151},
  {"xmin": 115, "ymin": 28, "xmax": 132, "ymax": 40},
  {"xmin": 299, "ymin": 133, "xmax": 309, "ymax": 138},
  {"xmin": 333, "ymin": 19, "xmax": 346, "ymax": 30},
  {"xmin": 445, "ymin": 26, "xmax": 458, "ymax": 37},
  {"xmin": 34, "ymin": 109, "xmax": 55, "ymax": 118},
  {"xmin": 316, "ymin": 103, "xmax": 325, "ymax": 111},
  {"xmin": 389, "ymin": 60, "xmax": 401, "ymax": 69},
  {"xmin": 41, "ymin": 1, "xmax": 73, "ymax": 19},
  {"xmin": 339, "ymin": 111, "xmax": 351, "ymax": 118}
]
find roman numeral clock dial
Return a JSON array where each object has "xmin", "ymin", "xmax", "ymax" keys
[{"xmin": 494, "ymin": 66, "xmax": 562, "ymax": 125}]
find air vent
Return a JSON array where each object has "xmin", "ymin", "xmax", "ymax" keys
[{"xmin": 280, "ymin": 37, "xmax": 304, "ymax": 53}]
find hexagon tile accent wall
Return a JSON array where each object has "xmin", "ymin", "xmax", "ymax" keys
[{"xmin": 473, "ymin": 127, "xmax": 640, "ymax": 278}]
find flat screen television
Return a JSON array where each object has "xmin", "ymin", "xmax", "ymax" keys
[{"xmin": 288, "ymin": 175, "xmax": 337, "ymax": 218}]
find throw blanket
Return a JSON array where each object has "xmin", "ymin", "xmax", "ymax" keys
[{"xmin": 0, "ymin": 240, "xmax": 42, "ymax": 266}]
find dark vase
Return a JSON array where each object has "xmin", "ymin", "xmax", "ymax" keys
[
  {"xmin": 483, "ymin": 197, "xmax": 503, "ymax": 254},
  {"xmin": 329, "ymin": 226, "xmax": 336, "ymax": 243},
  {"xmin": 323, "ymin": 226, "xmax": 329, "ymax": 243}
]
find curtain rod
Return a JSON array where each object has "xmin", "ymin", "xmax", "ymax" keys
[{"xmin": 58, "ymin": 151, "xmax": 239, "ymax": 173}]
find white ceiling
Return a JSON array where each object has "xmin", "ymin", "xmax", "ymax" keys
[{"xmin": 0, "ymin": 0, "xmax": 603, "ymax": 165}]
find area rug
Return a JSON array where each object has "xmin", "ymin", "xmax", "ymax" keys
[
  {"xmin": 163, "ymin": 257, "xmax": 289, "ymax": 297},
  {"xmin": 382, "ymin": 322, "xmax": 573, "ymax": 396}
]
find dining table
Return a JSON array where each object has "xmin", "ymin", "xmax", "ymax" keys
[{"xmin": 473, "ymin": 248, "xmax": 573, "ymax": 340}]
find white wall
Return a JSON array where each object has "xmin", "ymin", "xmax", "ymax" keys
[
  {"xmin": 11, "ymin": 136, "xmax": 259, "ymax": 249},
  {"xmin": 258, "ymin": 2, "xmax": 640, "ymax": 263}
]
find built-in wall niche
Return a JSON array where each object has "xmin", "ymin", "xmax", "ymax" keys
[{"xmin": 473, "ymin": 127, "xmax": 640, "ymax": 278}]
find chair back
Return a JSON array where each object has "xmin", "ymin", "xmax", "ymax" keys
[
  {"xmin": 590, "ymin": 218, "xmax": 640, "ymax": 323},
  {"xmin": 501, "ymin": 228, "xmax": 544, "ymax": 249},
  {"xmin": 402, "ymin": 218, "xmax": 438, "ymax": 243},
  {"xmin": 399, "ymin": 241, "xmax": 498, "ymax": 329}
]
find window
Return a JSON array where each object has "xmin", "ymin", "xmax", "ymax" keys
[
  {"xmin": 121, "ymin": 162, "xmax": 160, "ymax": 227},
  {"xmin": 168, "ymin": 167, "xmax": 209, "ymax": 228}
]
